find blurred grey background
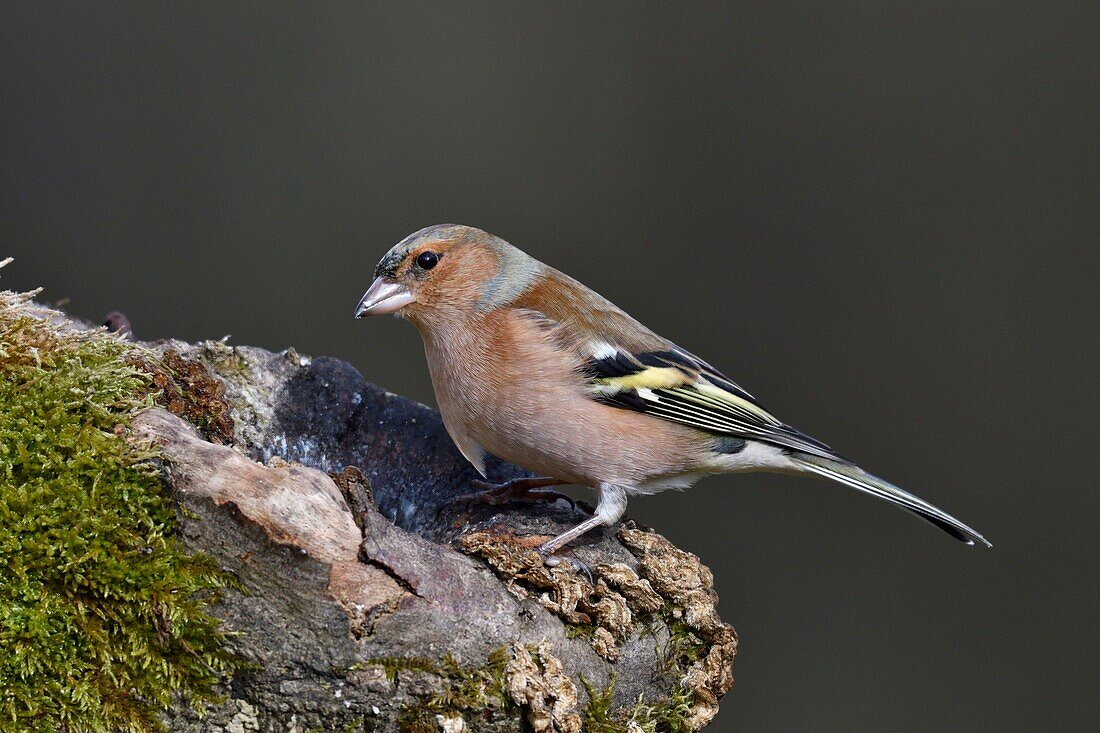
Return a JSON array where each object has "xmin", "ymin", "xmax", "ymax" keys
[{"xmin": 1, "ymin": 3, "xmax": 1095, "ymax": 731}]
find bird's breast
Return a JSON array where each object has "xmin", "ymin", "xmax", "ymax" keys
[{"xmin": 419, "ymin": 312, "xmax": 705, "ymax": 488}]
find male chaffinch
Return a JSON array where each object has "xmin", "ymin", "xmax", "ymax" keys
[{"xmin": 356, "ymin": 224, "xmax": 990, "ymax": 566}]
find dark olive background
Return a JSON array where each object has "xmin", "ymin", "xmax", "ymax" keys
[{"xmin": 2, "ymin": 3, "xmax": 1095, "ymax": 731}]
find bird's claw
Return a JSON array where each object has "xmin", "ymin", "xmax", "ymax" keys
[
  {"xmin": 540, "ymin": 551, "xmax": 594, "ymax": 584},
  {"xmin": 449, "ymin": 477, "xmax": 575, "ymax": 512}
]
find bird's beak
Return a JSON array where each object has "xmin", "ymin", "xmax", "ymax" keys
[{"xmin": 355, "ymin": 277, "xmax": 415, "ymax": 317}]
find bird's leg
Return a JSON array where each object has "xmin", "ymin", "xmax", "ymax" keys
[
  {"xmin": 537, "ymin": 484, "xmax": 628, "ymax": 580},
  {"xmin": 536, "ymin": 515, "xmax": 606, "ymax": 558},
  {"xmin": 451, "ymin": 476, "xmax": 575, "ymax": 511}
]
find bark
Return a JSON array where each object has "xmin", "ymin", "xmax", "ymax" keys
[{"xmin": 131, "ymin": 339, "xmax": 737, "ymax": 732}]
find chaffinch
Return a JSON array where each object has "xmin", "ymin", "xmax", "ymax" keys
[{"xmin": 356, "ymin": 224, "xmax": 989, "ymax": 565}]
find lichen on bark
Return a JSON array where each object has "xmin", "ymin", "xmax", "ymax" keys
[{"xmin": 459, "ymin": 526, "xmax": 737, "ymax": 730}]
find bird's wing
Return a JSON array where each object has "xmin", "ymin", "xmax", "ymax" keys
[
  {"xmin": 509, "ymin": 268, "xmax": 843, "ymax": 461},
  {"xmin": 578, "ymin": 341, "xmax": 843, "ymax": 460}
]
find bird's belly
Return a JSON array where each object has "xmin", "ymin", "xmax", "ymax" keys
[
  {"xmin": 459, "ymin": 383, "xmax": 705, "ymax": 490},
  {"xmin": 424, "ymin": 323, "xmax": 705, "ymax": 489},
  {"xmin": 462, "ymin": 399, "xmax": 595, "ymax": 485}
]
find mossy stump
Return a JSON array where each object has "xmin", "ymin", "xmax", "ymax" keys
[{"xmin": 0, "ymin": 283, "xmax": 737, "ymax": 732}]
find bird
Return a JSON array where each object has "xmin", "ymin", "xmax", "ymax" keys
[{"xmin": 355, "ymin": 224, "xmax": 990, "ymax": 568}]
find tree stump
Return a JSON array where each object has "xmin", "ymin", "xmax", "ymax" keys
[{"xmin": 2, "ymin": 291, "xmax": 736, "ymax": 731}]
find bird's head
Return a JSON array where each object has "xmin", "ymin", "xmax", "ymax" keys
[{"xmin": 355, "ymin": 224, "xmax": 540, "ymax": 326}]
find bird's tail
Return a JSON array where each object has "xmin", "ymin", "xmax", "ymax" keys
[{"xmin": 789, "ymin": 453, "xmax": 991, "ymax": 547}]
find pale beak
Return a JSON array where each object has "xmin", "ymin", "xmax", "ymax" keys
[{"xmin": 354, "ymin": 277, "xmax": 416, "ymax": 317}]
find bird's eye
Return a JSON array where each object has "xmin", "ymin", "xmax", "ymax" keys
[{"xmin": 415, "ymin": 251, "xmax": 439, "ymax": 270}]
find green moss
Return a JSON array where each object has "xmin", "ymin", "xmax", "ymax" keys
[
  {"xmin": 582, "ymin": 671, "xmax": 694, "ymax": 733},
  {"xmin": 395, "ymin": 708, "xmax": 437, "ymax": 733},
  {"xmin": 340, "ymin": 717, "xmax": 364, "ymax": 733},
  {"xmin": 0, "ymin": 299, "xmax": 236, "ymax": 732},
  {"xmin": 564, "ymin": 621, "xmax": 600, "ymax": 640},
  {"xmin": 199, "ymin": 343, "xmax": 251, "ymax": 380},
  {"xmin": 659, "ymin": 618, "xmax": 706, "ymax": 676},
  {"xmin": 636, "ymin": 607, "xmax": 708, "ymax": 686},
  {"xmin": 368, "ymin": 655, "xmax": 443, "ymax": 684},
  {"xmin": 581, "ymin": 673, "xmax": 619, "ymax": 730},
  {"xmin": 581, "ymin": 620, "xmax": 701, "ymax": 733},
  {"xmin": 367, "ymin": 648, "xmax": 513, "ymax": 731}
]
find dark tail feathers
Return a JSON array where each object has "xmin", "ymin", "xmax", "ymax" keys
[{"xmin": 791, "ymin": 454, "xmax": 991, "ymax": 547}]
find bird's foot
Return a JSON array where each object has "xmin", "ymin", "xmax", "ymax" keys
[
  {"xmin": 450, "ymin": 476, "xmax": 575, "ymax": 511},
  {"xmin": 531, "ymin": 513, "xmax": 606, "ymax": 583},
  {"xmin": 539, "ymin": 549, "xmax": 594, "ymax": 584}
]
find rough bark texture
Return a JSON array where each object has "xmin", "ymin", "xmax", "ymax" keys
[{"xmin": 127, "ymin": 338, "xmax": 737, "ymax": 731}]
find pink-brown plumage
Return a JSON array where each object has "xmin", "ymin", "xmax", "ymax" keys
[
  {"xmin": 420, "ymin": 303, "xmax": 708, "ymax": 490},
  {"xmin": 355, "ymin": 224, "xmax": 990, "ymax": 562}
]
